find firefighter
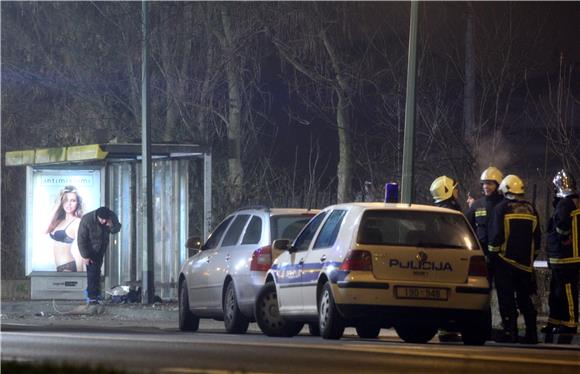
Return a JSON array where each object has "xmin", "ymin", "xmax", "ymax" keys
[
  {"xmin": 429, "ymin": 176, "xmax": 462, "ymax": 342},
  {"xmin": 429, "ymin": 176, "xmax": 461, "ymax": 211},
  {"xmin": 466, "ymin": 166, "xmax": 505, "ymax": 285},
  {"xmin": 488, "ymin": 175, "xmax": 541, "ymax": 344},
  {"xmin": 543, "ymin": 170, "xmax": 579, "ymax": 335}
]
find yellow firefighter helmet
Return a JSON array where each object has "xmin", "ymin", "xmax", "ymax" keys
[
  {"xmin": 499, "ymin": 174, "xmax": 525, "ymax": 196},
  {"xmin": 430, "ymin": 176, "xmax": 457, "ymax": 203},
  {"xmin": 480, "ymin": 166, "xmax": 503, "ymax": 185}
]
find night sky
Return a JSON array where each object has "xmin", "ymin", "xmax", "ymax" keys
[{"xmin": 1, "ymin": 1, "xmax": 579, "ymax": 206}]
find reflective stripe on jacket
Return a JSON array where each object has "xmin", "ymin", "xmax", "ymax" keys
[
  {"xmin": 548, "ymin": 195, "xmax": 580, "ymax": 266},
  {"xmin": 465, "ymin": 192, "xmax": 504, "ymax": 255},
  {"xmin": 488, "ymin": 199, "xmax": 541, "ymax": 272}
]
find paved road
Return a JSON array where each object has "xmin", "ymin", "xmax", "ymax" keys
[{"xmin": 2, "ymin": 326, "xmax": 579, "ymax": 374}]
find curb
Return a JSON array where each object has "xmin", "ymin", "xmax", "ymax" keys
[
  {"xmin": 542, "ymin": 333, "xmax": 580, "ymax": 345},
  {"xmin": 2, "ymin": 320, "xmax": 579, "ymax": 346},
  {"xmin": 1, "ymin": 300, "xmax": 178, "ymax": 320},
  {"xmin": 1, "ymin": 301, "xmax": 579, "ymax": 345}
]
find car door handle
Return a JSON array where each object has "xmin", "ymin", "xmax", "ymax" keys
[
  {"xmin": 299, "ymin": 258, "xmax": 305, "ymax": 265},
  {"xmin": 225, "ymin": 254, "xmax": 231, "ymax": 261},
  {"xmin": 320, "ymin": 255, "xmax": 327, "ymax": 262}
]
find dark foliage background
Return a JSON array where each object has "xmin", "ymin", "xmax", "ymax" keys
[{"xmin": 2, "ymin": 2, "xmax": 579, "ymax": 279}]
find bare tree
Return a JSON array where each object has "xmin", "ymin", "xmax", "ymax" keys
[
  {"xmin": 532, "ymin": 56, "xmax": 580, "ymax": 173},
  {"xmin": 151, "ymin": 3, "xmax": 195, "ymax": 142},
  {"xmin": 463, "ymin": 2, "xmax": 476, "ymax": 145},
  {"xmin": 261, "ymin": 2, "xmax": 374, "ymax": 203}
]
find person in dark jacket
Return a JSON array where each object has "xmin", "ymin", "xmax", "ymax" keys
[
  {"xmin": 543, "ymin": 170, "xmax": 579, "ymax": 335},
  {"xmin": 429, "ymin": 175, "xmax": 462, "ymax": 342},
  {"xmin": 466, "ymin": 166, "xmax": 505, "ymax": 285},
  {"xmin": 488, "ymin": 175, "xmax": 541, "ymax": 344},
  {"xmin": 430, "ymin": 175, "xmax": 462, "ymax": 212},
  {"xmin": 77, "ymin": 206, "xmax": 121, "ymax": 304}
]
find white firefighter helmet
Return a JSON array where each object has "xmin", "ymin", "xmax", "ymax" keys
[
  {"xmin": 553, "ymin": 169, "xmax": 577, "ymax": 198},
  {"xmin": 499, "ymin": 174, "xmax": 525, "ymax": 197},
  {"xmin": 480, "ymin": 166, "xmax": 503, "ymax": 185},
  {"xmin": 430, "ymin": 176, "xmax": 457, "ymax": 203}
]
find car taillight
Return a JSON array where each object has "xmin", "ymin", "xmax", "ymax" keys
[
  {"xmin": 250, "ymin": 245, "xmax": 272, "ymax": 272},
  {"xmin": 468, "ymin": 255, "xmax": 488, "ymax": 277},
  {"xmin": 340, "ymin": 250, "xmax": 373, "ymax": 271}
]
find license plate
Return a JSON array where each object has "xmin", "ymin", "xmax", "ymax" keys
[{"xmin": 395, "ymin": 286, "xmax": 449, "ymax": 301}]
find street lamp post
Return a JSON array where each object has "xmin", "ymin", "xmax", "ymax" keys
[
  {"xmin": 141, "ymin": 0, "xmax": 155, "ymax": 304},
  {"xmin": 401, "ymin": 1, "xmax": 419, "ymax": 204}
]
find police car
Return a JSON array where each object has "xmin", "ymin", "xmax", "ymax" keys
[{"xmin": 254, "ymin": 202, "xmax": 491, "ymax": 345}]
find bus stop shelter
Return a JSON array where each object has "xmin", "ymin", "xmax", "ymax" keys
[{"xmin": 5, "ymin": 143, "xmax": 211, "ymax": 300}]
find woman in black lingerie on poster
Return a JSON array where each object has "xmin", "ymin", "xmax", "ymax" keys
[{"xmin": 46, "ymin": 185, "xmax": 84, "ymax": 272}]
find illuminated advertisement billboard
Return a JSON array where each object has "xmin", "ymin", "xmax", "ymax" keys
[{"xmin": 26, "ymin": 167, "xmax": 103, "ymax": 274}]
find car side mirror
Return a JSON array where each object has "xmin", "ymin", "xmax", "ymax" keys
[
  {"xmin": 272, "ymin": 239, "xmax": 290, "ymax": 251},
  {"xmin": 186, "ymin": 236, "xmax": 203, "ymax": 257}
]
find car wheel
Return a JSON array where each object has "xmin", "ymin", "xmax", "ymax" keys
[
  {"xmin": 460, "ymin": 309, "xmax": 491, "ymax": 346},
  {"xmin": 255, "ymin": 282, "xmax": 303, "ymax": 337},
  {"xmin": 223, "ymin": 281, "xmax": 250, "ymax": 334},
  {"xmin": 356, "ymin": 323, "xmax": 381, "ymax": 339},
  {"xmin": 319, "ymin": 282, "xmax": 345, "ymax": 340},
  {"xmin": 395, "ymin": 323, "xmax": 437, "ymax": 343},
  {"xmin": 179, "ymin": 281, "xmax": 200, "ymax": 332},
  {"xmin": 308, "ymin": 322, "xmax": 321, "ymax": 336}
]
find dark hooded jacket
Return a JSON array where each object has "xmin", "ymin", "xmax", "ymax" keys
[
  {"xmin": 547, "ymin": 194, "xmax": 580, "ymax": 267},
  {"xmin": 488, "ymin": 197, "xmax": 541, "ymax": 273},
  {"xmin": 77, "ymin": 209, "xmax": 121, "ymax": 260},
  {"xmin": 465, "ymin": 191, "xmax": 504, "ymax": 255},
  {"xmin": 435, "ymin": 197, "xmax": 462, "ymax": 212}
]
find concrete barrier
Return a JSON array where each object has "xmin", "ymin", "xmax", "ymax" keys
[{"xmin": 1, "ymin": 279, "xmax": 30, "ymax": 300}]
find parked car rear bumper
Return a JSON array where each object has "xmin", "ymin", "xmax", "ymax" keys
[{"xmin": 331, "ymin": 280, "xmax": 489, "ymax": 314}]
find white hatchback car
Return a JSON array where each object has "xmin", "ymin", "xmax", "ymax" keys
[
  {"xmin": 255, "ymin": 202, "xmax": 491, "ymax": 345},
  {"xmin": 178, "ymin": 207, "xmax": 317, "ymax": 334}
]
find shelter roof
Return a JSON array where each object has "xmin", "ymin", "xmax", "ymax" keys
[{"xmin": 5, "ymin": 143, "xmax": 208, "ymax": 166}]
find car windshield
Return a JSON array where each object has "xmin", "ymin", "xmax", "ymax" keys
[
  {"xmin": 357, "ymin": 210, "xmax": 478, "ymax": 250},
  {"xmin": 271, "ymin": 214, "xmax": 315, "ymax": 241}
]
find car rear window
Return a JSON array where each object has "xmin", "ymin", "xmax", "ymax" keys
[
  {"xmin": 357, "ymin": 210, "xmax": 478, "ymax": 250},
  {"xmin": 271, "ymin": 214, "xmax": 315, "ymax": 241}
]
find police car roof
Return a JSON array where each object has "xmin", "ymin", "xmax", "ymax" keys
[{"xmin": 320, "ymin": 202, "xmax": 463, "ymax": 215}]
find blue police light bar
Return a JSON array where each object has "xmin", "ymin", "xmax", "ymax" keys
[{"xmin": 384, "ymin": 183, "xmax": 399, "ymax": 203}]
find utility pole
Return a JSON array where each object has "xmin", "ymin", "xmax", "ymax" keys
[
  {"xmin": 401, "ymin": 1, "xmax": 419, "ymax": 204},
  {"xmin": 141, "ymin": 0, "xmax": 155, "ymax": 304}
]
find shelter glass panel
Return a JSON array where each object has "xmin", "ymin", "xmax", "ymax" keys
[
  {"xmin": 107, "ymin": 162, "xmax": 134, "ymax": 288},
  {"xmin": 135, "ymin": 159, "xmax": 189, "ymax": 299}
]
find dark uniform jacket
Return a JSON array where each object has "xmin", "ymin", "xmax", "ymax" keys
[
  {"xmin": 488, "ymin": 198, "xmax": 541, "ymax": 273},
  {"xmin": 547, "ymin": 194, "xmax": 580, "ymax": 267},
  {"xmin": 465, "ymin": 192, "xmax": 504, "ymax": 255},
  {"xmin": 78, "ymin": 209, "xmax": 121, "ymax": 261},
  {"xmin": 435, "ymin": 198, "xmax": 462, "ymax": 212}
]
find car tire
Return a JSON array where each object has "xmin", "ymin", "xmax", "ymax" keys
[
  {"xmin": 319, "ymin": 282, "xmax": 345, "ymax": 340},
  {"xmin": 356, "ymin": 323, "xmax": 381, "ymax": 339},
  {"xmin": 223, "ymin": 281, "xmax": 250, "ymax": 334},
  {"xmin": 308, "ymin": 322, "xmax": 321, "ymax": 336},
  {"xmin": 395, "ymin": 323, "xmax": 437, "ymax": 343},
  {"xmin": 255, "ymin": 282, "xmax": 303, "ymax": 337},
  {"xmin": 179, "ymin": 281, "xmax": 200, "ymax": 332},
  {"xmin": 460, "ymin": 309, "xmax": 491, "ymax": 346}
]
